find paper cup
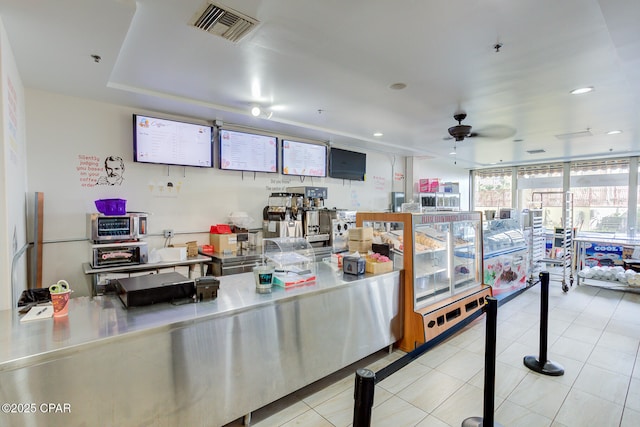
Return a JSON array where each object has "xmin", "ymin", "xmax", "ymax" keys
[
  {"xmin": 51, "ymin": 290, "xmax": 71, "ymax": 317},
  {"xmin": 253, "ymin": 265, "xmax": 274, "ymax": 294}
]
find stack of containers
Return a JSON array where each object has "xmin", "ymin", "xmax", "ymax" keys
[{"xmin": 348, "ymin": 227, "xmax": 373, "ymax": 253}]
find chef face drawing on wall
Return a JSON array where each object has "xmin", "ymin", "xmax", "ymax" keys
[{"xmin": 96, "ymin": 156, "xmax": 125, "ymax": 186}]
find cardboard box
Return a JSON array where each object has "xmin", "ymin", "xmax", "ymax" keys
[
  {"xmin": 348, "ymin": 227, "xmax": 373, "ymax": 241},
  {"xmin": 209, "ymin": 233, "xmax": 237, "ymax": 253},
  {"xmin": 365, "ymin": 260, "xmax": 393, "ymax": 274},
  {"xmin": 348, "ymin": 239, "xmax": 372, "ymax": 253},
  {"xmin": 419, "ymin": 178, "xmax": 439, "ymax": 193}
]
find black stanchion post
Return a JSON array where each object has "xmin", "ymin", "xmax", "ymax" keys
[
  {"xmin": 353, "ymin": 368, "xmax": 375, "ymax": 427},
  {"xmin": 462, "ymin": 297, "xmax": 504, "ymax": 427},
  {"xmin": 524, "ymin": 271, "xmax": 564, "ymax": 376}
]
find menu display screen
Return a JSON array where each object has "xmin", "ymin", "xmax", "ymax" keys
[
  {"xmin": 219, "ymin": 129, "xmax": 278, "ymax": 173},
  {"xmin": 281, "ymin": 140, "xmax": 327, "ymax": 177},
  {"xmin": 133, "ymin": 114, "xmax": 213, "ymax": 167}
]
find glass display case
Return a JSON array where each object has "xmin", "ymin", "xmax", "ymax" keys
[
  {"xmin": 483, "ymin": 218, "xmax": 529, "ymax": 298},
  {"xmin": 357, "ymin": 211, "xmax": 490, "ymax": 351},
  {"xmin": 262, "ymin": 237, "xmax": 316, "ymax": 288}
]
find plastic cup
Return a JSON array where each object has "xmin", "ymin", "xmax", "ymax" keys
[
  {"xmin": 253, "ymin": 265, "xmax": 274, "ymax": 294},
  {"xmin": 51, "ymin": 290, "xmax": 71, "ymax": 317}
]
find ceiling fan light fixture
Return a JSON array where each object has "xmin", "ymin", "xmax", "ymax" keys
[
  {"xmin": 448, "ymin": 124, "xmax": 472, "ymax": 141},
  {"xmin": 570, "ymin": 86, "xmax": 594, "ymax": 95}
]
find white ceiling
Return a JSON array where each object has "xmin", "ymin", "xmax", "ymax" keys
[{"xmin": 1, "ymin": 0, "xmax": 639, "ymax": 169}]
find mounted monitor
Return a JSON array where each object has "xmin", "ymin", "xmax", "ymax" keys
[
  {"xmin": 328, "ymin": 147, "xmax": 366, "ymax": 181},
  {"xmin": 219, "ymin": 129, "xmax": 278, "ymax": 173},
  {"xmin": 133, "ymin": 114, "xmax": 213, "ymax": 168},
  {"xmin": 281, "ymin": 140, "xmax": 327, "ymax": 177}
]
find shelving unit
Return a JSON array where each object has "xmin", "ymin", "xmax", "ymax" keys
[
  {"xmin": 356, "ymin": 211, "xmax": 491, "ymax": 352},
  {"xmin": 419, "ymin": 192, "xmax": 461, "ymax": 211},
  {"xmin": 525, "ymin": 209, "xmax": 544, "ymax": 285},
  {"xmin": 531, "ymin": 191, "xmax": 574, "ymax": 292}
]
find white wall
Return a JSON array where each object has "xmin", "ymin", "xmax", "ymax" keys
[
  {"xmin": 24, "ymin": 89, "xmax": 406, "ymax": 297},
  {"xmin": 0, "ymin": 19, "xmax": 28, "ymax": 310}
]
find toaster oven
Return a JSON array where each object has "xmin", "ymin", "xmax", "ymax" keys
[
  {"xmin": 91, "ymin": 241, "xmax": 149, "ymax": 268},
  {"xmin": 88, "ymin": 213, "xmax": 148, "ymax": 242}
]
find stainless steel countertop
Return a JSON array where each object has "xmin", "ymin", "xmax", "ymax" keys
[{"xmin": 1, "ymin": 262, "xmax": 399, "ymax": 369}]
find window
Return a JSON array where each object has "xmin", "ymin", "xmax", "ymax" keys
[
  {"xmin": 472, "ymin": 168, "xmax": 512, "ymax": 213},
  {"xmin": 570, "ymin": 159, "xmax": 629, "ymax": 233},
  {"xmin": 517, "ymin": 163, "xmax": 564, "ymax": 230}
]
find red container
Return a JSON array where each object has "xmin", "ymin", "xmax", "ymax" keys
[
  {"xmin": 95, "ymin": 198, "xmax": 127, "ymax": 215},
  {"xmin": 210, "ymin": 224, "xmax": 232, "ymax": 234}
]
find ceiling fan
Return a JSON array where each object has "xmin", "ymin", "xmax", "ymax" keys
[{"xmin": 447, "ymin": 112, "xmax": 516, "ymax": 142}]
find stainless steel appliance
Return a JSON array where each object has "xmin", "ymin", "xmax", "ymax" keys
[
  {"xmin": 263, "ymin": 193, "xmax": 304, "ymax": 239},
  {"xmin": 330, "ymin": 210, "xmax": 356, "ymax": 252},
  {"xmin": 263, "ymin": 219, "xmax": 303, "ymax": 239},
  {"xmin": 91, "ymin": 241, "xmax": 149, "ymax": 268},
  {"xmin": 287, "ymin": 186, "xmax": 327, "ymax": 208},
  {"xmin": 88, "ymin": 212, "xmax": 148, "ymax": 242},
  {"xmin": 88, "ymin": 212, "xmax": 149, "ymax": 268},
  {"xmin": 286, "ymin": 187, "xmax": 330, "ymax": 246}
]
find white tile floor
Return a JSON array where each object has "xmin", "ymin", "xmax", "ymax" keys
[{"xmin": 224, "ymin": 277, "xmax": 640, "ymax": 427}]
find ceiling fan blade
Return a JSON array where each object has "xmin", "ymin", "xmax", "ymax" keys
[{"xmin": 468, "ymin": 125, "xmax": 516, "ymax": 140}]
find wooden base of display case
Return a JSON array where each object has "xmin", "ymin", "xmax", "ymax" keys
[{"xmin": 417, "ymin": 285, "xmax": 493, "ymax": 342}]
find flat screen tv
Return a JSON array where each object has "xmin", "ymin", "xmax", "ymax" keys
[
  {"xmin": 133, "ymin": 114, "xmax": 213, "ymax": 167},
  {"xmin": 281, "ymin": 140, "xmax": 327, "ymax": 177},
  {"xmin": 219, "ymin": 129, "xmax": 278, "ymax": 173},
  {"xmin": 329, "ymin": 147, "xmax": 366, "ymax": 181}
]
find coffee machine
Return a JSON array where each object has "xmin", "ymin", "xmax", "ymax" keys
[
  {"xmin": 262, "ymin": 193, "xmax": 303, "ymax": 239},
  {"xmin": 286, "ymin": 186, "xmax": 330, "ymax": 247},
  {"xmin": 329, "ymin": 210, "xmax": 357, "ymax": 253}
]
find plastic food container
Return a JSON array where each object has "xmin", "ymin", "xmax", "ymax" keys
[{"xmin": 95, "ymin": 198, "xmax": 127, "ymax": 215}]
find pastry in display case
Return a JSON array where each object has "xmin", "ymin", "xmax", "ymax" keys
[
  {"xmin": 357, "ymin": 211, "xmax": 491, "ymax": 352},
  {"xmin": 483, "ymin": 218, "xmax": 529, "ymax": 298},
  {"xmin": 262, "ymin": 238, "xmax": 316, "ymax": 288}
]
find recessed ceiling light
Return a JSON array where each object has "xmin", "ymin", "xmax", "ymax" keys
[
  {"xmin": 607, "ymin": 130, "xmax": 622, "ymax": 135},
  {"xmin": 570, "ymin": 86, "xmax": 594, "ymax": 95},
  {"xmin": 373, "ymin": 132, "xmax": 383, "ymax": 137},
  {"xmin": 251, "ymin": 106, "xmax": 261, "ymax": 117},
  {"xmin": 389, "ymin": 82, "xmax": 407, "ymax": 90}
]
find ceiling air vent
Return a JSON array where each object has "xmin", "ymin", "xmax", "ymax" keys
[
  {"xmin": 526, "ymin": 149, "xmax": 546, "ymax": 154},
  {"xmin": 192, "ymin": 2, "xmax": 258, "ymax": 43}
]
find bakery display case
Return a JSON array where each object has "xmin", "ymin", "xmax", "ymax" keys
[
  {"xmin": 357, "ymin": 211, "xmax": 491, "ymax": 351},
  {"xmin": 483, "ymin": 218, "xmax": 530, "ymax": 298}
]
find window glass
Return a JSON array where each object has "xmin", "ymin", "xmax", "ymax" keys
[
  {"xmin": 570, "ymin": 159, "xmax": 628, "ymax": 233},
  {"xmin": 517, "ymin": 163, "xmax": 564, "ymax": 230},
  {"xmin": 472, "ymin": 168, "xmax": 512, "ymax": 213}
]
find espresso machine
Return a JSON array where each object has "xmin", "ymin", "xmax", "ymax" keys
[
  {"xmin": 286, "ymin": 186, "xmax": 330, "ymax": 247},
  {"xmin": 262, "ymin": 193, "xmax": 303, "ymax": 238}
]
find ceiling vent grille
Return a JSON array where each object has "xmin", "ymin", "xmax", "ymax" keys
[
  {"xmin": 526, "ymin": 149, "xmax": 546, "ymax": 154},
  {"xmin": 192, "ymin": 2, "xmax": 258, "ymax": 43}
]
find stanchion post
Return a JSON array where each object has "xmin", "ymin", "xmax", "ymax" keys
[
  {"xmin": 353, "ymin": 368, "xmax": 375, "ymax": 427},
  {"xmin": 461, "ymin": 297, "xmax": 504, "ymax": 427},
  {"xmin": 523, "ymin": 271, "xmax": 564, "ymax": 376}
]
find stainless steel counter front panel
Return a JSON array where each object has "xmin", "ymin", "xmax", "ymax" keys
[{"xmin": 0, "ymin": 263, "xmax": 400, "ymax": 427}]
